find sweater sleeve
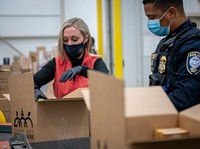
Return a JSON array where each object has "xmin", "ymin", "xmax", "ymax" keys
[
  {"xmin": 93, "ymin": 58, "xmax": 109, "ymax": 73},
  {"xmin": 34, "ymin": 58, "xmax": 56, "ymax": 89},
  {"xmin": 80, "ymin": 57, "xmax": 109, "ymax": 78}
]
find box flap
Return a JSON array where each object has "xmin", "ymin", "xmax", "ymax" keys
[
  {"xmin": 125, "ymin": 87, "xmax": 178, "ymax": 143},
  {"xmin": 88, "ymin": 70, "xmax": 179, "ymax": 147},
  {"xmin": 2, "ymin": 94, "xmax": 10, "ymax": 101},
  {"xmin": 81, "ymin": 89, "xmax": 90, "ymax": 111},
  {"xmin": 8, "ymin": 72, "xmax": 35, "ymax": 102},
  {"xmin": 125, "ymin": 87, "xmax": 178, "ymax": 117},
  {"xmin": 63, "ymin": 87, "xmax": 86, "ymax": 99},
  {"xmin": 43, "ymin": 88, "xmax": 87, "ymax": 102},
  {"xmin": 179, "ymin": 104, "xmax": 200, "ymax": 121},
  {"xmin": 88, "ymin": 70, "xmax": 127, "ymax": 149},
  {"xmin": 179, "ymin": 104, "xmax": 200, "ymax": 137}
]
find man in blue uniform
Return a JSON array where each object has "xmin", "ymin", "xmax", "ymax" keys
[{"xmin": 142, "ymin": 0, "xmax": 200, "ymax": 111}]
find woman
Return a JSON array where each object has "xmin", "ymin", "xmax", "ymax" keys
[{"xmin": 34, "ymin": 18, "xmax": 109, "ymax": 101}]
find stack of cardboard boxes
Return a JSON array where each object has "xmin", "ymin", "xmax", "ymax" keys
[
  {"xmin": 1, "ymin": 45, "xmax": 54, "ymax": 123},
  {"xmin": 0, "ymin": 69, "xmax": 10, "ymax": 98},
  {"xmin": 29, "ymin": 46, "xmax": 53, "ymax": 74}
]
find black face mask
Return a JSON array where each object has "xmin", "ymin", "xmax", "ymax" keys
[{"xmin": 64, "ymin": 42, "xmax": 85, "ymax": 59}]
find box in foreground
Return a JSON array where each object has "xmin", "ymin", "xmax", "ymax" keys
[
  {"xmin": 6, "ymin": 72, "xmax": 89, "ymax": 142},
  {"xmin": 86, "ymin": 70, "xmax": 200, "ymax": 149}
]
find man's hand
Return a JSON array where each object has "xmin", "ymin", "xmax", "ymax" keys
[
  {"xmin": 59, "ymin": 66, "xmax": 83, "ymax": 83},
  {"xmin": 34, "ymin": 88, "xmax": 47, "ymax": 102}
]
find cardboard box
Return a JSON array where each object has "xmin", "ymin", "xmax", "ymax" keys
[
  {"xmin": 7, "ymin": 72, "xmax": 89, "ymax": 143},
  {"xmin": 0, "ymin": 97, "xmax": 11, "ymax": 122},
  {"xmin": 124, "ymin": 87, "xmax": 177, "ymax": 143},
  {"xmin": 11, "ymin": 61, "xmax": 21, "ymax": 75},
  {"xmin": 179, "ymin": 104, "xmax": 200, "ymax": 137},
  {"xmin": 0, "ymin": 69, "xmax": 10, "ymax": 98},
  {"xmin": 36, "ymin": 46, "xmax": 46, "ymax": 53},
  {"xmin": 0, "ymin": 65, "xmax": 11, "ymax": 69},
  {"xmin": 29, "ymin": 51, "xmax": 38, "ymax": 73},
  {"xmin": 86, "ymin": 70, "xmax": 200, "ymax": 149},
  {"xmin": 19, "ymin": 56, "xmax": 31, "ymax": 72}
]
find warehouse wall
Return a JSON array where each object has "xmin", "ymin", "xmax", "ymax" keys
[
  {"xmin": 122, "ymin": 0, "xmax": 144, "ymax": 87},
  {"xmin": 64, "ymin": 0, "xmax": 98, "ymax": 53},
  {"xmin": 0, "ymin": 0, "xmax": 98, "ymax": 66},
  {"xmin": 0, "ymin": 0, "xmax": 60, "ymax": 65},
  {"xmin": 0, "ymin": 0, "xmax": 199, "ymax": 87}
]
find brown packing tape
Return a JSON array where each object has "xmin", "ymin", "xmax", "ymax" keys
[{"xmin": 154, "ymin": 128, "xmax": 189, "ymax": 139}]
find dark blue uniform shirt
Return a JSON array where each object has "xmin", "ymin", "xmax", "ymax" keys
[{"xmin": 150, "ymin": 20, "xmax": 200, "ymax": 111}]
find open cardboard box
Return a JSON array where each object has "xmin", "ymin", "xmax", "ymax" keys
[
  {"xmin": 85, "ymin": 70, "xmax": 200, "ymax": 149},
  {"xmin": 5, "ymin": 72, "xmax": 89, "ymax": 143},
  {"xmin": 5, "ymin": 70, "xmax": 200, "ymax": 148}
]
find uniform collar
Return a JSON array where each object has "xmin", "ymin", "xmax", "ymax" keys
[{"xmin": 167, "ymin": 19, "xmax": 194, "ymax": 38}]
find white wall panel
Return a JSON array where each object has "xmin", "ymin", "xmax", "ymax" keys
[
  {"xmin": 0, "ymin": 17, "xmax": 60, "ymax": 37},
  {"xmin": 0, "ymin": 0, "xmax": 59, "ymax": 15},
  {"xmin": 122, "ymin": 0, "xmax": 144, "ymax": 87},
  {"xmin": 64, "ymin": 0, "xmax": 98, "ymax": 50},
  {"xmin": 0, "ymin": 0, "xmax": 60, "ymax": 65},
  {"xmin": 0, "ymin": 0, "xmax": 60, "ymax": 37},
  {"xmin": 183, "ymin": 0, "xmax": 200, "ymax": 14}
]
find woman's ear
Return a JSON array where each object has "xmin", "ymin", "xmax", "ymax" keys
[{"xmin": 83, "ymin": 34, "xmax": 90, "ymax": 44}]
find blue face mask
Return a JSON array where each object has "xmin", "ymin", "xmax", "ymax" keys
[{"xmin": 147, "ymin": 9, "xmax": 172, "ymax": 36}]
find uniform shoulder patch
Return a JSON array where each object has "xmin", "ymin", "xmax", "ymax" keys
[{"xmin": 186, "ymin": 51, "xmax": 200, "ymax": 75}]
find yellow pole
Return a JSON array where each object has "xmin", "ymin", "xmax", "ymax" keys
[
  {"xmin": 113, "ymin": 0, "xmax": 123, "ymax": 78},
  {"xmin": 97, "ymin": 0, "xmax": 103, "ymax": 59}
]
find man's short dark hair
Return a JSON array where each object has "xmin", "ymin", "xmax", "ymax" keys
[{"xmin": 142, "ymin": 0, "xmax": 184, "ymax": 13}]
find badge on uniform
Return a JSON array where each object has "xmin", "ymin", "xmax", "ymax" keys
[
  {"xmin": 158, "ymin": 56, "xmax": 167, "ymax": 74},
  {"xmin": 186, "ymin": 51, "xmax": 200, "ymax": 75},
  {"xmin": 150, "ymin": 53, "xmax": 157, "ymax": 72}
]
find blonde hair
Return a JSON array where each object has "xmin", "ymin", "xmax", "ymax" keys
[{"xmin": 57, "ymin": 18, "xmax": 92, "ymax": 60}]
